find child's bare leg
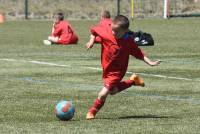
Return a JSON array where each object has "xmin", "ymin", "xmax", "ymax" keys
[
  {"xmin": 48, "ymin": 36, "xmax": 59, "ymax": 43},
  {"xmin": 86, "ymin": 87, "xmax": 110, "ymax": 120},
  {"xmin": 43, "ymin": 36, "xmax": 59, "ymax": 45}
]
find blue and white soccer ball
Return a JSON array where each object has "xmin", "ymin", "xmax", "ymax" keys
[{"xmin": 55, "ymin": 100, "xmax": 75, "ymax": 121}]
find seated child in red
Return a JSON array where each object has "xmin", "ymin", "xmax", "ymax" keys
[
  {"xmin": 86, "ymin": 15, "xmax": 161, "ymax": 120},
  {"xmin": 43, "ymin": 12, "xmax": 78, "ymax": 45}
]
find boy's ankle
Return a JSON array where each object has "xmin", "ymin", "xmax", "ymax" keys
[{"xmin": 86, "ymin": 108, "xmax": 98, "ymax": 120}]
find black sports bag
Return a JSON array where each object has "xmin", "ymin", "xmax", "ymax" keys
[{"xmin": 128, "ymin": 31, "xmax": 154, "ymax": 46}]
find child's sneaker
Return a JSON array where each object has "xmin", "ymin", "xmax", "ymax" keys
[
  {"xmin": 43, "ymin": 40, "xmax": 52, "ymax": 45},
  {"xmin": 86, "ymin": 112, "xmax": 96, "ymax": 120},
  {"xmin": 130, "ymin": 74, "xmax": 145, "ymax": 87}
]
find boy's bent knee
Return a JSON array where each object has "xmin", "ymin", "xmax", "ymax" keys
[
  {"xmin": 98, "ymin": 92, "xmax": 107, "ymax": 100},
  {"xmin": 109, "ymin": 87, "xmax": 118, "ymax": 95},
  {"xmin": 98, "ymin": 87, "xmax": 110, "ymax": 101}
]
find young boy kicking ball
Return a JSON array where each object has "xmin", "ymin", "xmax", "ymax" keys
[
  {"xmin": 43, "ymin": 12, "xmax": 78, "ymax": 45},
  {"xmin": 86, "ymin": 15, "xmax": 161, "ymax": 119}
]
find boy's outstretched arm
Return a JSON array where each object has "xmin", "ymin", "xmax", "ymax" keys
[
  {"xmin": 143, "ymin": 56, "xmax": 161, "ymax": 66},
  {"xmin": 86, "ymin": 34, "xmax": 96, "ymax": 50}
]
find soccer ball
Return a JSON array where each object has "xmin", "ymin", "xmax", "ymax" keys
[{"xmin": 55, "ymin": 100, "xmax": 75, "ymax": 121}]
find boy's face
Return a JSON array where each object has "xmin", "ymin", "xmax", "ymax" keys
[
  {"xmin": 53, "ymin": 15, "xmax": 60, "ymax": 23},
  {"xmin": 111, "ymin": 23, "xmax": 127, "ymax": 39}
]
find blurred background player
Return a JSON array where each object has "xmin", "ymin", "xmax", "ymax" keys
[
  {"xmin": 43, "ymin": 12, "xmax": 78, "ymax": 45},
  {"xmin": 99, "ymin": 10, "xmax": 112, "ymax": 27},
  {"xmin": 94, "ymin": 10, "xmax": 112, "ymax": 43},
  {"xmin": 86, "ymin": 15, "xmax": 161, "ymax": 120}
]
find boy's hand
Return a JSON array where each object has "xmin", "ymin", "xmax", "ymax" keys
[
  {"xmin": 53, "ymin": 22, "xmax": 55, "ymax": 26},
  {"xmin": 143, "ymin": 56, "xmax": 161, "ymax": 66},
  {"xmin": 148, "ymin": 60, "xmax": 161, "ymax": 66},
  {"xmin": 86, "ymin": 34, "xmax": 96, "ymax": 50},
  {"xmin": 86, "ymin": 42, "xmax": 94, "ymax": 50}
]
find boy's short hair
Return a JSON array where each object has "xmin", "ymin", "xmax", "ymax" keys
[
  {"xmin": 113, "ymin": 15, "xmax": 129, "ymax": 30},
  {"xmin": 101, "ymin": 10, "xmax": 111, "ymax": 18},
  {"xmin": 55, "ymin": 12, "xmax": 64, "ymax": 20}
]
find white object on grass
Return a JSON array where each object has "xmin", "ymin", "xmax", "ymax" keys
[{"xmin": 43, "ymin": 40, "xmax": 52, "ymax": 45}]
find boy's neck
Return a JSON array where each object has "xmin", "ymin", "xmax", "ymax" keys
[
  {"xmin": 115, "ymin": 32, "xmax": 129, "ymax": 39},
  {"xmin": 55, "ymin": 20, "xmax": 62, "ymax": 24}
]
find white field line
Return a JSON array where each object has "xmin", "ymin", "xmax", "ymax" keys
[
  {"xmin": 28, "ymin": 60, "xmax": 70, "ymax": 67},
  {"xmin": 1, "ymin": 58, "xmax": 199, "ymax": 82},
  {"xmin": 0, "ymin": 58, "xmax": 70, "ymax": 67},
  {"xmin": 86, "ymin": 66, "xmax": 102, "ymax": 71},
  {"xmin": 128, "ymin": 72, "xmax": 194, "ymax": 81}
]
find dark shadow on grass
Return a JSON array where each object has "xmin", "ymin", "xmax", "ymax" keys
[
  {"xmin": 57, "ymin": 118, "xmax": 81, "ymax": 122},
  {"xmin": 118, "ymin": 114, "xmax": 177, "ymax": 119},
  {"xmin": 95, "ymin": 114, "xmax": 178, "ymax": 120}
]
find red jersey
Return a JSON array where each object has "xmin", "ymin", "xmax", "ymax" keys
[
  {"xmin": 94, "ymin": 18, "xmax": 112, "ymax": 43},
  {"xmin": 52, "ymin": 20, "xmax": 78, "ymax": 45},
  {"xmin": 99, "ymin": 18, "xmax": 112, "ymax": 27},
  {"xmin": 91, "ymin": 25, "xmax": 145, "ymax": 89}
]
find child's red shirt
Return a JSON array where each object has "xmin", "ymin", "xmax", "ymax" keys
[
  {"xmin": 91, "ymin": 25, "xmax": 145, "ymax": 89},
  {"xmin": 99, "ymin": 18, "xmax": 112, "ymax": 27},
  {"xmin": 52, "ymin": 20, "xmax": 78, "ymax": 45},
  {"xmin": 94, "ymin": 18, "xmax": 112, "ymax": 43}
]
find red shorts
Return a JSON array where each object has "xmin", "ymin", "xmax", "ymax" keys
[
  {"xmin": 57, "ymin": 35, "xmax": 78, "ymax": 45},
  {"xmin": 103, "ymin": 76, "xmax": 122, "ymax": 91}
]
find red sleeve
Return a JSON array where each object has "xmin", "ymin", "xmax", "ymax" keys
[
  {"xmin": 52, "ymin": 24, "xmax": 62, "ymax": 37},
  {"xmin": 129, "ymin": 39, "xmax": 145, "ymax": 60},
  {"xmin": 90, "ymin": 25, "xmax": 100, "ymax": 37},
  {"xmin": 90, "ymin": 24, "xmax": 109, "ymax": 37},
  {"xmin": 90, "ymin": 26, "xmax": 103, "ymax": 44},
  {"xmin": 94, "ymin": 36, "xmax": 102, "ymax": 43}
]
